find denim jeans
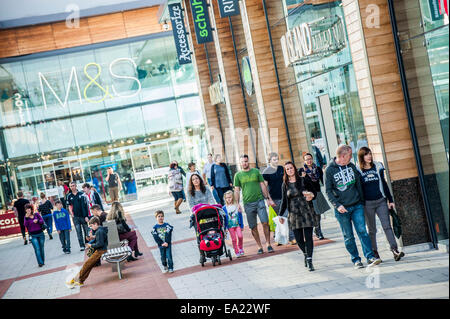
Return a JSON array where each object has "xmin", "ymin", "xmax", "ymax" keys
[
  {"xmin": 208, "ymin": 178, "xmax": 221, "ymax": 204},
  {"xmin": 42, "ymin": 214, "xmax": 53, "ymax": 237},
  {"xmin": 334, "ymin": 204, "xmax": 375, "ymax": 264},
  {"xmin": 30, "ymin": 232, "xmax": 45, "ymax": 265},
  {"xmin": 73, "ymin": 216, "xmax": 89, "ymax": 248},
  {"xmin": 59, "ymin": 229, "xmax": 71, "ymax": 252},
  {"xmin": 159, "ymin": 244, "xmax": 173, "ymax": 270}
]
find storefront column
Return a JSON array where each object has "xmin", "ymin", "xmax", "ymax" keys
[{"xmin": 345, "ymin": 0, "xmax": 430, "ymax": 245}]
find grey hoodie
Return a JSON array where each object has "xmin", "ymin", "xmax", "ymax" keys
[{"xmin": 325, "ymin": 158, "xmax": 364, "ymax": 209}]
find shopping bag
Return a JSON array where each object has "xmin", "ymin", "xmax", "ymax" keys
[
  {"xmin": 389, "ymin": 208, "xmax": 402, "ymax": 239},
  {"xmin": 268, "ymin": 205, "xmax": 277, "ymax": 232},
  {"xmin": 273, "ymin": 216, "xmax": 289, "ymax": 245},
  {"xmin": 312, "ymin": 192, "xmax": 331, "ymax": 215}
]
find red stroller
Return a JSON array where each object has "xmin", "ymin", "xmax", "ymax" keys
[{"xmin": 191, "ymin": 204, "xmax": 233, "ymax": 267}]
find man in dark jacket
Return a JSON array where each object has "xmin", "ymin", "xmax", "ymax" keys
[
  {"xmin": 67, "ymin": 216, "xmax": 108, "ymax": 288},
  {"xmin": 325, "ymin": 145, "xmax": 381, "ymax": 269},
  {"xmin": 67, "ymin": 182, "xmax": 90, "ymax": 251},
  {"xmin": 210, "ymin": 154, "xmax": 233, "ymax": 206}
]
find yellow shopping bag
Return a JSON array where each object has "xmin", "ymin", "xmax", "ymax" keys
[{"xmin": 268, "ymin": 205, "xmax": 277, "ymax": 232}]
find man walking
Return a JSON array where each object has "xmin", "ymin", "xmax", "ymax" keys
[
  {"xmin": 234, "ymin": 154, "xmax": 275, "ymax": 254},
  {"xmin": 325, "ymin": 145, "xmax": 381, "ymax": 269},
  {"xmin": 67, "ymin": 182, "xmax": 90, "ymax": 251},
  {"xmin": 262, "ymin": 152, "xmax": 296, "ymax": 245},
  {"xmin": 106, "ymin": 166, "xmax": 122, "ymax": 203},
  {"xmin": 13, "ymin": 191, "xmax": 30, "ymax": 245},
  {"xmin": 203, "ymin": 153, "xmax": 220, "ymax": 204}
]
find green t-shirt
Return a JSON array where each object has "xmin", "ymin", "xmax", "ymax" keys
[{"xmin": 234, "ymin": 168, "xmax": 265, "ymax": 204}]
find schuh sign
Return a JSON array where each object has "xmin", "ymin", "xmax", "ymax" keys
[{"xmin": 189, "ymin": 0, "xmax": 214, "ymax": 44}]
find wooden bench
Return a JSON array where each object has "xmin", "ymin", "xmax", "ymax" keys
[{"xmin": 101, "ymin": 220, "xmax": 132, "ymax": 279}]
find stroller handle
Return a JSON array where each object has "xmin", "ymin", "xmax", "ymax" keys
[{"xmin": 198, "ymin": 228, "xmax": 223, "ymax": 237}]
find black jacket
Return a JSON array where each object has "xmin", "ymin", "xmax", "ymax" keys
[
  {"xmin": 210, "ymin": 163, "xmax": 232, "ymax": 188},
  {"xmin": 299, "ymin": 165, "xmax": 324, "ymax": 193},
  {"xmin": 91, "ymin": 226, "xmax": 108, "ymax": 250},
  {"xmin": 67, "ymin": 191, "xmax": 89, "ymax": 218},
  {"xmin": 279, "ymin": 177, "xmax": 317, "ymax": 217},
  {"xmin": 93, "ymin": 190, "xmax": 104, "ymax": 211}
]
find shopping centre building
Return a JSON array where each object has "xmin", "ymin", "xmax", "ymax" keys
[{"xmin": 0, "ymin": 0, "xmax": 448, "ymax": 248}]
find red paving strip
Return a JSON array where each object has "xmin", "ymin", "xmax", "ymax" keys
[
  {"xmin": 169, "ymin": 223, "xmax": 334, "ymax": 278},
  {"xmin": 61, "ymin": 214, "xmax": 178, "ymax": 299},
  {"xmin": 0, "ymin": 261, "xmax": 86, "ymax": 299}
]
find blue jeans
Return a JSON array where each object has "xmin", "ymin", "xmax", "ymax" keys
[
  {"xmin": 42, "ymin": 214, "xmax": 53, "ymax": 237},
  {"xmin": 73, "ymin": 216, "xmax": 89, "ymax": 248},
  {"xmin": 159, "ymin": 244, "xmax": 173, "ymax": 270},
  {"xmin": 334, "ymin": 204, "xmax": 375, "ymax": 264},
  {"xmin": 58, "ymin": 229, "xmax": 71, "ymax": 252},
  {"xmin": 30, "ymin": 232, "xmax": 45, "ymax": 265},
  {"xmin": 208, "ymin": 178, "xmax": 221, "ymax": 204}
]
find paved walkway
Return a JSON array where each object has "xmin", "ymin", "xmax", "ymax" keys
[{"xmin": 0, "ymin": 197, "xmax": 448, "ymax": 299}]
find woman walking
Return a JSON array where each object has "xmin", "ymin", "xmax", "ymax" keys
[
  {"xmin": 279, "ymin": 162, "xmax": 318, "ymax": 271},
  {"xmin": 38, "ymin": 193, "xmax": 54, "ymax": 240},
  {"xmin": 357, "ymin": 147, "xmax": 405, "ymax": 261},
  {"xmin": 187, "ymin": 174, "xmax": 216, "ymax": 210},
  {"xmin": 24, "ymin": 204, "xmax": 46, "ymax": 267},
  {"xmin": 210, "ymin": 154, "xmax": 233, "ymax": 206},
  {"xmin": 299, "ymin": 153, "xmax": 327, "ymax": 240},
  {"xmin": 168, "ymin": 162, "xmax": 185, "ymax": 214},
  {"xmin": 107, "ymin": 201, "xmax": 143, "ymax": 261}
]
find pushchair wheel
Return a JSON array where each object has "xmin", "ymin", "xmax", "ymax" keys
[
  {"xmin": 201, "ymin": 261, "xmax": 205, "ymax": 267},
  {"xmin": 212, "ymin": 257, "xmax": 216, "ymax": 267},
  {"xmin": 228, "ymin": 249, "xmax": 232, "ymax": 261}
]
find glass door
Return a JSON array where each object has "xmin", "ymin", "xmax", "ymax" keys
[
  {"xmin": 42, "ymin": 162, "xmax": 59, "ymax": 200},
  {"xmin": 107, "ymin": 148, "xmax": 137, "ymax": 202},
  {"xmin": 150, "ymin": 143, "xmax": 171, "ymax": 197},
  {"xmin": 130, "ymin": 146, "xmax": 152, "ymax": 200},
  {"xmin": 68, "ymin": 159, "xmax": 83, "ymax": 190}
]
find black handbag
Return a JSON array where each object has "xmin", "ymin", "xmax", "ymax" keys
[
  {"xmin": 41, "ymin": 222, "xmax": 48, "ymax": 231},
  {"xmin": 312, "ymin": 192, "xmax": 331, "ymax": 215},
  {"xmin": 389, "ymin": 208, "xmax": 402, "ymax": 239}
]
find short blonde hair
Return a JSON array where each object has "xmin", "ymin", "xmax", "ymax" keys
[
  {"xmin": 155, "ymin": 210, "xmax": 164, "ymax": 218},
  {"xmin": 336, "ymin": 145, "xmax": 352, "ymax": 156}
]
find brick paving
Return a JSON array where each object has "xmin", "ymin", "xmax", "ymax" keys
[{"xmin": 0, "ymin": 197, "xmax": 448, "ymax": 299}]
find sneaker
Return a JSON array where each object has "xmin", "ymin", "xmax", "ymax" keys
[
  {"xmin": 257, "ymin": 248, "xmax": 264, "ymax": 254},
  {"xmin": 367, "ymin": 257, "xmax": 382, "ymax": 267},
  {"xmin": 24, "ymin": 239, "xmax": 28, "ymax": 245},
  {"xmin": 168, "ymin": 269, "xmax": 174, "ymax": 273},
  {"xmin": 275, "ymin": 242, "xmax": 282, "ymax": 246},
  {"xmin": 67, "ymin": 250, "xmax": 71, "ymax": 254},
  {"xmin": 239, "ymin": 249, "xmax": 244, "ymax": 257},
  {"xmin": 267, "ymin": 246, "xmax": 274, "ymax": 253},
  {"xmin": 373, "ymin": 250, "xmax": 381, "ymax": 260},
  {"xmin": 38, "ymin": 264, "xmax": 43, "ymax": 267},
  {"xmin": 49, "ymin": 235, "xmax": 53, "ymax": 240},
  {"xmin": 80, "ymin": 247, "xmax": 85, "ymax": 251},
  {"xmin": 289, "ymin": 240, "xmax": 297, "ymax": 245},
  {"xmin": 163, "ymin": 266, "xmax": 168, "ymax": 273},
  {"xmin": 72, "ymin": 281, "xmax": 84, "ymax": 288},
  {"xmin": 354, "ymin": 261, "xmax": 364, "ymax": 269}
]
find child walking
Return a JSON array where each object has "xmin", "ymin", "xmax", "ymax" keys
[
  {"xmin": 151, "ymin": 210, "xmax": 174, "ymax": 273},
  {"xmin": 53, "ymin": 200, "xmax": 72, "ymax": 254},
  {"xmin": 66, "ymin": 216, "xmax": 108, "ymax": 288},
  {"xmin": 223, "ymin": 190, "xmax": 245, "ymax": 257}
]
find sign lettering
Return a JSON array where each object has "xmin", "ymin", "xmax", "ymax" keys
[
  {"xmin": 281, "ymin": 17, "xmax": 346, "ymax": 67},
  {"xmin": 169, "ymin": 3, "xmax": 192, "ymax": 65},
  {"xmin": 190, "ymin": 0, "xmax": 213, "ymax": 44},
  {"xmin": 217, "ymin": 0, "xmax": 240, "ymax": 18}
]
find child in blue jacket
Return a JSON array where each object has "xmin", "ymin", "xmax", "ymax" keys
[
  {"xmin": 223, "ymin": 190, "xmax": 244, "ymax": 257},
  {"xmin": 151, "ymin": 210, "xmax": 174, "ymax": 273},
  {"xmin": 53, "ymin": 200, "xmax": 72, "ymax": 254}
]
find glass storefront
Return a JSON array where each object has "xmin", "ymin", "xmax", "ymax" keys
[
  {"xmin": 392, "ymin": 0, "xmax": 449, "ymax": 243},
  {"xmin": 0, "ymin": 34, "xmax": 209, "ymax": 209},
  {"xmin": 283, "ymin": 0, "xmax": 367, "ymax": 164}
]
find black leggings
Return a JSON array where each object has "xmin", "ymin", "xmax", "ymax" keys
[
  {"xmin": 293, "ymin": 227, "xmax": 314, "ymax": 258},
  {"xmin": 18, "ymin": 215, "xmax": 26, "ymax": 238}
]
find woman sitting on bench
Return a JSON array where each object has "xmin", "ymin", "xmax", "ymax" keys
[{"xmin": 106, "ymin": 202, "xmax": 143, "ymax": 261}]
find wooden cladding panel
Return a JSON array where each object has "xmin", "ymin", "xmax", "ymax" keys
[
  {"xmin": 354, "ymin": 0, "xmax": 418, "ymax": 180},
  {"xmin": 0, "ymin": 6, "xmax": 165, "ymax": 59}
]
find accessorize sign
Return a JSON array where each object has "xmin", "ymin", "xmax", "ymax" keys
[
  {"xmin": 280, "ymin": 17, "xmax": 346, "ymax": 67},
  {"xmin": 217, "ymin": 0, "xmax": 240, "ymax": 18},
  {"xmin": 189, "ymin": 0, "xmax": 213, "ymax": 44},
  {"xmin": 168, "ymin": 3, "xmax": 192, "ymax": 65}
]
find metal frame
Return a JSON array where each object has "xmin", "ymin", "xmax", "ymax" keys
[{"xmin": 387, "ymin": 0, "xmax": 438, "ymax": 248}]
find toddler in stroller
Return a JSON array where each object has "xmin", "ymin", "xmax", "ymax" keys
[{"xmin": 190, "ymin": 204, "xmax": 233, "ymax": 267}]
